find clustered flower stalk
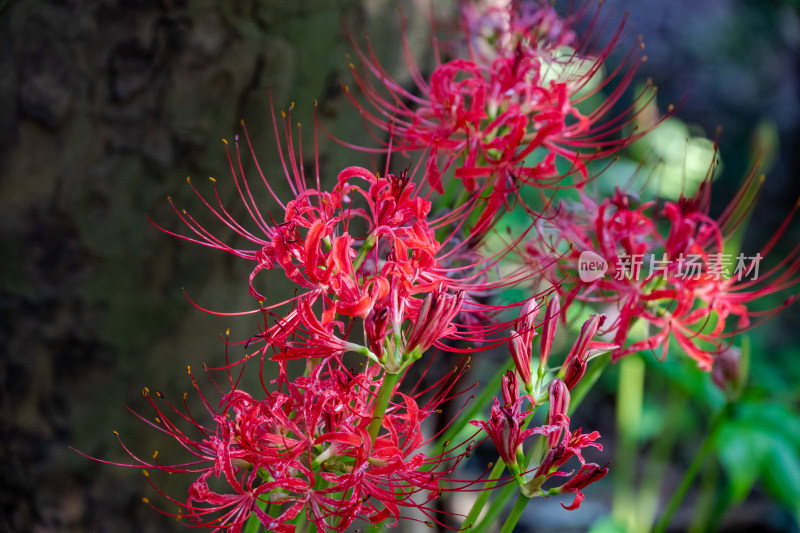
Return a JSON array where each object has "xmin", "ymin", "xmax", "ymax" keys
[{"xmin": 84, "ymin": 1, "xmax": 799, "ymax": 532}]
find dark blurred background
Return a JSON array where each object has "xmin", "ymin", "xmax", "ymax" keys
[{"xmin": 0, "ymin": 0, "xmax": 798, "ymax": 532}]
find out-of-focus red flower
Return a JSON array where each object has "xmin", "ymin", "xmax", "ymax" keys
[{"xmin": 525, "ymin": 177, "xmax": 799, "ymax": 369}]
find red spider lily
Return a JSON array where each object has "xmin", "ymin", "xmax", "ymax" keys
[
  {"xmin": 470, "ymin": 370, "xmax": 559, "ymax": 474},
  {"xmin": 509, "ymin": 295, "xmax": 616, "ymax": 394},
  {"xmin": 519, "ymin": 381, "xmax": 605, "ymax": 508},
  {"xmin": 539, "ymin": 421, "xmax": 604, "ymax": 473},
  {"xmin": 405, "ymin": 291, "xmax": 465, "ymax": 357},
  {"xmin": 470, "ymin": 372, "xmax": 605, "ymax": 510},
  {"xmin": 460, "ymin": 0, "xmax": 576, "ymax": 61},
  {"xmin": 337, "ymin": 0, "xmax": 660, "ymax": 230},
  {"xmin": 155, "ymin": 109, "xmax": 543, "ymax": 371},
  {"xmin": 550, "ymin": 463, "xmax": 609, "ymax": 510},
  {"xmin": 524, "ymin": 174, "xmax": 800, "ymax": 369},
  {"xmin": 81, "ymin": 354, "xmax": 478, "ymax": 532}
]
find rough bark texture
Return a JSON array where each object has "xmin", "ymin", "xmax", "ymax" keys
[{"xmin": 0, "ymin": 1, "xmax": 378, "ymax": 531}]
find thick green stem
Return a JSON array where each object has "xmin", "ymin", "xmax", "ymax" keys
[
  {"xmin": 472, "ymin": 480, "xmax": 519, "ymax": 533},
  {"xmin": 498, "ymin": 494, "xmax": 530, "ymax": 533},
  {"xmin": 368, "ymin": 372, "xmax": 402, "ymax": 442},
  {"xmin": 653, "ymin": 403, "xmax": 730, "ymax": 533},
  {"xmin": 352, "ymin": 235, "xmax": 376, "ymax": 273},
  {"xmin": 613, "ymin": 354, "xmax": 645, "ymax": 532},
  {"xmin": 461, "ymin": 460, "xmax": 506, "ymax": 530},
  {"xmin": 638, "ymin": 392, "xmax": 688, "ymax": 531},
  {"xmin": 687, "ymin": 459, "xmax": 719, "ymax": 533}
]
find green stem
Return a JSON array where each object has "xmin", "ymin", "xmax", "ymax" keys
[
  {"xmin": 498, "ymin": 494, "xmax": 530, "ymax": 533},
  {"xmin": 687, "ymin": 459, "xmax": 719, "ymax": 533},
  {"xmin": 653, "ymin": 403, "xmax": 730, "ymax": 533},
  {"xmin": 613, "ymin": 354, "xmax": 645, "ymax": 532},
  {"xmin": 473, "ymin": 479, "xmax": 520, "ymax": 533},
  {"xmin": 368, "ymin": 372, "xmax": 402, "ymax": 442},
  {"xmin": 638, "ymin": 391, "xmax": 688, "ymax": 531},
  {"xmin": 352, "ymin": 235, "xmax": 376, "ymax": 273},
  {"xmin": 461, "ymin": 460, "xmax": 506, "ymax": 530}
]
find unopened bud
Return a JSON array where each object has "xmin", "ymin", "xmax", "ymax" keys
[
  {"xmin": 547, "ymin": 378, "xmax": 570, "ymax": 448},
  {"xmin": 562, "ymin": 356, "xmax": 587, "ymax": 390},
  {"xmin": 365, "ymin": 306, "xmax": 389, "ymax": 361},
  {"xmin": 566, "ymin": 314, "xmax": 604, "ymax": 363},
  {"xmin": 539, "ymin": 296, "xmax": 560, "ymax": 374},
  {"xmin": 509, "ymin": 330, "xmax": 533, "ymax": 391},
  {"xmin": 560, "ymin": 314, "xmax": 607, "ymax": 389},
  {"xmin": 711, "ymin": 346, "xmax": 744, "ymax": 399},
  {"xmin": 500, "ymin": 370, "xmax": 519, "ymax": 407},
  {"xmin": 515, "ymin": 299, "xmax": 539, "ymax": 348},
  {"xmin": 405, "ymin": 291, "xmax": 464, "ymax": 356}
]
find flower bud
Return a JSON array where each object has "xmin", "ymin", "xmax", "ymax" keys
[
  {"xmin": 560, "ymin": 314, "xmax": 607, "ymax": 389},
  {"xmin": 365, "ymin": 306, "xmax": 389, "ymax": 361},
  {"xmin": 500, "ymin": 370, "xmax": 519, "ymax": 408},
  {"xmin": 405, "ymin": 291, "xmax": 464, "ymax": 356},
  {"xmin": 539, "ymin": 296, "xmax": 560, "ymax": 374},
  {"xmin": 562, "ymin": 356, "xmax": 587, "ymax": 390},
  {"xmin": 711, "ymin": 346, "xmax": 745, "ymax": 400},
  {"xmin": 509, "ymin": 330, "xmax": 533, "ymax": 391},
  {"xmin": 515, "ymin": 298, "xmax": 539, "ymax": 348},
  {"xmin": 547, "ymin": 378, "xmax": 570, "ymax": 448}
]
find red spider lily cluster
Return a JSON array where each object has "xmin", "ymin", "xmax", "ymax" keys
[
  {"xmin": 524, "ymin": 175, "xmax": 799, "ymax": 369},
  {"xmin": 109, "ymin": 359, "xmax": 474, "ymax": 531},
  {"xmin": 87, "ymin": 1, "xmax": 798, "ymax": 532}
]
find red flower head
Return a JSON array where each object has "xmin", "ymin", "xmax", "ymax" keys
[
  {"xmin": 525, "ymin": 175, "xmax": 800, "ymax": 370},
  {"xmin": 470, "ymin": 370, "xmax": 606, "ymax": 509},
  {"xmin": 339, "ymin": 0, "xmax": 663, "ymax": 233},
  {"xmin": 551, "ymin": 463, "xmax": 610, "ymax": 510},
  {"xmin": 84, "ymin": 355, "xmax": 476, "ymax": 532},
  {"xmin": 470, "ymin": 370, "xmax": 558, "ymax": 472},
  {"xmin": 522, "ymin": 382, "xmax": 606, "ymax": 508},
  {"xmin": 154, "ymin": 109, "xmax": 532, "ymax": 371}
]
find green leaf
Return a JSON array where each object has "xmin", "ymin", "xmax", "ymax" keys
[
  {"xmin": 715, "ymin": 421, "xmax": 768, "ymax": 502},
  {"xmin": 761, "ymin": 436, "xmax": 800, "ymax": 512},
  {"xmin": 587, "ymin": 515, "xmax": 632, "ymax": 533},
  {"xmin": 739, "ymin": 402, "xmax": 800, "ymax": 449},
  {"xmin": 716, "ymin": 400, "xmax": 800, "ymax": 511}
]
